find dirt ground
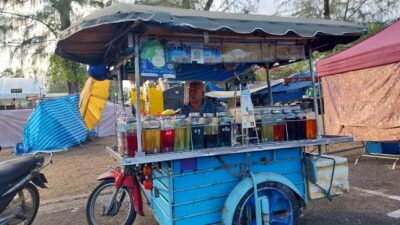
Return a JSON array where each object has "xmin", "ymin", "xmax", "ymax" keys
[
  {"xmin": 0, "ymin": 136, "xmax": 119, "ymax": 201},
  {"xmin": 0, "ymin": 137, "xmax": 365, "ymax": 203},
  {"xmin": 2, "ymin": 137, "xmax": 400, "ymax": 225}
]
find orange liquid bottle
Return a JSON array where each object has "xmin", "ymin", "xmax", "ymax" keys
[{"xmin": 306, "ymin": 119, "xmax": 317, "ymax": 139}]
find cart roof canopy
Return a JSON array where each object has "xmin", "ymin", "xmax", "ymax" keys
[
  {"xmin": 56, "ymin": 3, "xmax": 366, "ymax": 65},
  {"xmin": 317, "ymin": 19, "xmax": 400, "ymax": 77}
]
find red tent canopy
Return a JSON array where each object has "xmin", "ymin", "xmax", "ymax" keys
[{"xmin": 317, "ymin": 19, "xmax": 400, "ymax": 77}]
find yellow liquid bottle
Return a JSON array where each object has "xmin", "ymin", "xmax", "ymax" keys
[
  {"xmin": 174, "ymin": 127, "xmax": 190, "ymax": 151},
  {"xmin": 174, "ymin": 115, "xmax": 190, "ymax": 151},
  {"xmin": 142, "ymin": 129, "xmax": 160, "ymax": 154},
  {"xmin": 142, "ymin": 115, "xmax": 161, "ymax": 154}
]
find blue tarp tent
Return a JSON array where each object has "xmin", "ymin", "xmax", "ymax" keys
[
  {"xmin": 205, "ymin": 82, "xmax": 223, "ymax": 92},
  {"xmin": 254, "ymin": 72, "xmax": 314, "ymax": 104},
  {"xmin": 16, "ymin": 94, "xmax": 88, "ymax": 155}
]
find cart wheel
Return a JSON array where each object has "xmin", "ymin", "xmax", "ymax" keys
[
  {"xmin": 86, "ymin": 179, "xmax": 136, "ymax": 225},
  {"xmin": 232, "ymin": 181, "xmax": 300, "ymax": 225}
]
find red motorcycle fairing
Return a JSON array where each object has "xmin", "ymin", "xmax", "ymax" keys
[{"xmin": 97, "ymin": 168, "xmax": 144, "ymax": 216}]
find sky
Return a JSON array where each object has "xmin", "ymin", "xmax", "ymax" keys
[{"xmin": 256, "ymin": 0, "xmax": 279, "ymax": 15}]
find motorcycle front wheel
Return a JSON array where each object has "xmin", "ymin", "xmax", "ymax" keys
[
  {"xmin": 86, "ymin": 179, "xmax": 136, "ymax": 225},
  {"xmin": 1, "ymin": 182, "xmax": 40, "ymax": 225}
]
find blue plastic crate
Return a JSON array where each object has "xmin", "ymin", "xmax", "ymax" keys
[{"xmin": 150, "ymin": 148, "xmax": 306, "ymax": 225}]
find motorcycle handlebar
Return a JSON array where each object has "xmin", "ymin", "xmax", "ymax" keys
[{"xmin": 33, "ymin": 152, "xmax": 53, "ymax": 170}]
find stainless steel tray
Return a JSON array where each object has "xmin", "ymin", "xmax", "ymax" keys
[{"xmin": 106, "ymin": 135, "xmax": 353, "ymax": 166}]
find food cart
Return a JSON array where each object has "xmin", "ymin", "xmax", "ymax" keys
[{"xmin": 55, "ymin": 4, "xmax": 366, "ymax": 225}]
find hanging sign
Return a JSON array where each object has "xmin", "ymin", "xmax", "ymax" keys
[
  {"xmin": 166, "ymin": 42, "xmax": 221, "ymax": 64},
  {"xmin": 164, "ymin": 42, "xmax": 305, "ymax": 64},
  {"xmin": 191, "ymin": 48, "xmax": 204, "ymax": 64},
  {"xmin": 11, "ymin": 88, "xmax": 22, "ymax": 93},
  {"xmin": 261, "ymin": 43, "xmax": 275, "ymax": 61},
  {"xmin": 221, "ymin": 43, "xmax": 262, "ymax": 63},
  {"xmin": 240, "ymin": 90, "xmax": 256, "ymax": 129},
  {"xmin": 276, "ymin": 45, "xmax": 305, "ymax": 60},
  {"xmin": 140, "ymin": 39, "xmax": 176, "ymax": 78},
  {"xmin": 203, "ymin": 45, "xmax": 222, "ymax": 64}
]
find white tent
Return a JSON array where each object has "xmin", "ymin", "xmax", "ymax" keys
[
  {"xmin": 0, "ymin": 101, "xmax": 131, "ymax": 148},
  {"xmin": 93, "ymin": 101, "xmax": 133, "ymax": 137},
  {"xmin": 0, "ymin": 78, "xmax": 44, "ymax": 99}
]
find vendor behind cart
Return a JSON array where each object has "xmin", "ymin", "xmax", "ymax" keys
[{"xmin": 181, "ymin": 81, "xmax": 223, "ymax": 116}]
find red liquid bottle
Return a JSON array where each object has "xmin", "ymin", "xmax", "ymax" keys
[
  {"xmin": 160, "ymin": 129, "xmax": 175, "ymax": 153},
  {"xmin": 125, "ymin": 132, "xmax": 137, "ymax": 156},
  {"xmin": 271, "ymin": 110, "xmax": 285, "ymax": 142},
  {"xmin": 273, "ymin": 124, "xmax": 285, "ymax": 141}
]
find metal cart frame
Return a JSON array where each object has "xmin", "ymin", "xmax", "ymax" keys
[{"xmin": 55, "ymin": 4, "xmax": 366, "ymax": 225}]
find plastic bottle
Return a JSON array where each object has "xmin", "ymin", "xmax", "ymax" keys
[
  {"xmin": 272, "ymin": 109, "xmax": 285, "ymax": 141},
  {"xmin": 174, "ymin": 115, "xmax": 190, "ymax": 151},
  {"xmin": 204, "ymin": 113, "xmax": 218, "ymax": 148},
  {"xmin": 160, "ymin": 115, "xmax": 175, "ymax": 153},
  {"xmin": 261, "ymin": 109, "xmax": 274, "ymax": 142},
  {"xmin": 189, "ymin": 112, "xmax": 205, "ymax": 150},
  {"xmin": 142, "ymin": 115, "xmax": 161, "ymax": 154},
  {"xmin": 217, "ymin": 112, "xmax": 233, "ymax": 147}
]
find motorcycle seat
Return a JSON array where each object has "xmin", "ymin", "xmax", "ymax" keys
[{"xmin": 0, "ymin": 156, "xmax": 44, "ymax": 184}]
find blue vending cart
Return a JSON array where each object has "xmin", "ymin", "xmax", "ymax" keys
[
  {"xmin": 55, "ymin": 4, "xmax": 365, "ymax": 225},
  {"xmin": 118, "ymin": 138, "xmax": 352, "ymax": 225}
]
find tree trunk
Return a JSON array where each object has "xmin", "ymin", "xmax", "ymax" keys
[
  {"xmin": 67, "ymin": 82, "xmax": 73, "ymax": 94},
  {"xmin": 67, "ymin": 81, "xmax": 79, "ymax": 94},
  {"xmin": 204, "ymin": 0, "xmax": 214, "ymax": 11},
  {"xmin": 323, "ymin": 0, "xmax": 330, "ymax": 19},
  {"xmin": 55, "ymin": 1, "xmax": 78, "ymax": 94}
]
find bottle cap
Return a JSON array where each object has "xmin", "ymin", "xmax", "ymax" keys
[
  {"xmin": 203, "ymin": 113, "xmax": 214, "ymax": 117},
  {"xmin": 189, "ymin": 112, "xmax": 200, "ymax": 117},
  {"xmin": 216, "ymin": 112, "xmax": 227, "ymax": 117}
]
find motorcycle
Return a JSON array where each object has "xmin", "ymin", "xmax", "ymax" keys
[
  {"xmin": 0, "ymin": 150, "xmax": 52, "ymax": 225},
  {"xmin": 85, "ymin": 166, "xmax": 143, "ymax": 225}
]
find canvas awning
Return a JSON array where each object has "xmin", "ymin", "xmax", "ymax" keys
[
  {"xmin": 316, "ymin": 19, "xmax": 400, "ymax": 141},
  {"xmin": 56, "ymin": 3, "xmax": 366, "ymax": 65},
  {"xmin": 317, "ymin": 19, "xmax": 400, "ymax": 77}
]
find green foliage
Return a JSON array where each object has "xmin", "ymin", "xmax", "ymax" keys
[
  {"xmin": 270, "ymin": 22, "xmax": 387, "ymax": 78},
  {"xmin": 47, "ymin": 82, "xmax": 69, "ymax": 93},
  {"xmin": 275, "ymin": 0, "xmax": 400, "ymax": 24},
  {"xmin": 272, "ymin": 0, "xmax": 391, "ymax": 78},
  {"xmin": 135, "ymin": 0, "xmax": 195, "ymax": 9},
  {"xmin": 47, "ymin": 54, "xmax": 88, "ymax": 91},
  {"xmin": 0, "ymin": 67, "xmax": 24, "ymax": 78},
  {"xmin": 0, "ymin": 0, "xmax": 107, "ymax": 83},
  {"xmin": 1, "ymin": 0, "xmax": 258, "ymax": 81},
  {"xmin": 270, "ymin": 61, "xmax": 309, "ymax": 79},
  {"xmin": 135, "ymin": 0, "xmax": 259, "ymax": 12}
]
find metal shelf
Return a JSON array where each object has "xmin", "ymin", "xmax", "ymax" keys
[{"xmin": 107, "ymin": 135, "xmax": 352, "ymax": 166}]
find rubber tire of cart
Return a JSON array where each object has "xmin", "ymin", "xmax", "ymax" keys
[
  {"xmin": 232, "ymin": 181, "xmax": 300, "ymax": 225},
  {"xmin": 85, "ymin": 179, "xmax": 136, "ymax": 225}
]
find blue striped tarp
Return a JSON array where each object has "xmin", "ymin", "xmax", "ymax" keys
[{"xmin": 16, "ymin": 94, "xmax": 88, "ymax": 155}]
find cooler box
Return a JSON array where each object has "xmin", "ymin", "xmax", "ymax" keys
[{"xmin": 305, "ymin": 154, "xmax": 349, "ymax": 200}]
